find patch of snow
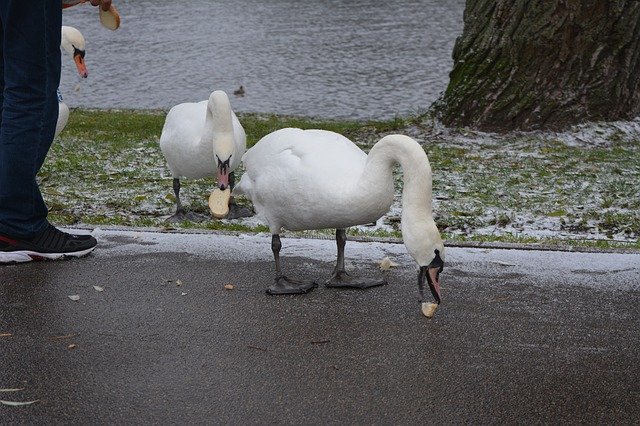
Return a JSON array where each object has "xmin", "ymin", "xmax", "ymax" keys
[{"xmin": 86, "ymin": 228, "xmax": 640, "ymax": 292}]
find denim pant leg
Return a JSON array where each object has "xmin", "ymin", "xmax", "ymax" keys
[{"xmin": 0, "ymin": 0, "xmax": 62, "ymax": 238}]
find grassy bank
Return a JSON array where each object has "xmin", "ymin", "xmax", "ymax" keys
[{"xmin": 41, "ymin": 109, "xmax": 640, "ymax": 250}]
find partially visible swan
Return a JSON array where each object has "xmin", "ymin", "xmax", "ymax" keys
[
  {"xmin": 234, "ymin": 128, "xmax": 445, "ymax": 310},
  {"xmin": 55, "ymin": 91, "xmax": 70, "ymax": 139},
  {"xmin": 56, "ymin": 26, "xmax": 88, "ymax": 138},
  {"xmin": 159, "ymin": 90, "xmax": 251, "ymax": 221}
]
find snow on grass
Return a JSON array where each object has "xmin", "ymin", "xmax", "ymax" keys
[{"xmin": 42, "ymin": 110, "xmax": 640, "ymax": 248}]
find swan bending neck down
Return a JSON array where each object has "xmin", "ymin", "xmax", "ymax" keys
[
  {"xmin": 159, "ymin": 90, "xmax": 250, "ymax": 222},
  {"xmin": 234, "ymin": 128, "xmax": 445, "ymax": 310},
  {"xmin": 61, "ymin": 26, "xmax": 88, "ymax": 78},
  {"xmin": 56, "ymin": 26, "xmax": 88, "ymax": 138}
]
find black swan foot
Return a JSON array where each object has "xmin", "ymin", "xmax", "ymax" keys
[
  {"xmin": 225, "ymin": 202, "xmax": 254, "ymax": 220},
  {"xmin": 325, "ymin": 271, "xmax": 387, "ymax": 289},
  {"xmin": 267, "ymin": 275, "xmax": 318, "ymax": 295}
]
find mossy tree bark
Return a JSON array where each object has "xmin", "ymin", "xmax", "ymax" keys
[{"xmin": 434, "ymin": 0, "xmax": 640, "ymax": 131}]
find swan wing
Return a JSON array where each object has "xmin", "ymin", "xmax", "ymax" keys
[
  {"xmin": 159, "ymin": 101, "xmax": 212, "ymax": 179},
  {"xmin": 237, "ymin": 128, "xmax": 383, "ymax": 231},
  {"xmin": 240, "ymin": 128, "xmax": 365, "ymax": 195}
]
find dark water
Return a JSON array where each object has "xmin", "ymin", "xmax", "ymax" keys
[{"xmin": 60, "ymin": 0, "xmax": 464, "ymax": 120}]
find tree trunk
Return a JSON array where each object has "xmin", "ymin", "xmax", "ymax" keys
[{"xmin": 433, "ymin": 0, "xmax": 640, "ymax": 131}]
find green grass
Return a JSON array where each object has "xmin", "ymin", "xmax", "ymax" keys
[{"xmin": 40, "ymin": 109, "xmax": 640, "ymax": 251}]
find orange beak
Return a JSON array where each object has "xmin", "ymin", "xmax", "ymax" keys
[
  {"xmin": 418, "ymin": 261, "xmax": 443, "ymax": 305},
  {"xmin": 74, "ymin": 53, "xmax": 88, "ymax": 78},
  {"xmin": 428, "ymin": 267, "xmax": 442, "ymax": 303}
]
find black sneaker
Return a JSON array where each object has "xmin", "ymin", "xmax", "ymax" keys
[{"xmin": 0, "ymin": 224, "xmax": 97, "ymax": 264}]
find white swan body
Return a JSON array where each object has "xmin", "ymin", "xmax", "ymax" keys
[
  {"xmin": 160, "ymin": 90, "xmax": 245, "ymax": 184},
  {"xmin": 238, "ymin": 129, "xmax": 394, "ymax": 231},
  {"xmin": 159, "ymin": 90, "xmax": 246, "ymax": 220},
  {"xmin": 235, "ymin": 128, "xmax": 445, "ymax": 306},
  {"xmin": 56, "ymin": 26, "xmax": 88, "ymax": 138}
]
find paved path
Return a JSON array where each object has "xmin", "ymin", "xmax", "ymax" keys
[{"xmin": 1, "ymin": 229, "xmax": 639, "ymax": 424}]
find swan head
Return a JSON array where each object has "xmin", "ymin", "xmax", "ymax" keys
[
  {"xmin": 61, "ymin": 26, "xmax": 88, "ymax": 78},
  {"xmin": 215, "ymin": 152, "xmax": 233, "ymax": 190},
  {"xmin": 209, "ymin": 90, "xmax": 235, "ymax": 190},
  {"xmin": 403, "ymin": 219, "xmax": 445, "ymax": 305},
  {"xmin": 419, "ymin": 248, "xmax": 444, "ymax": 306}
]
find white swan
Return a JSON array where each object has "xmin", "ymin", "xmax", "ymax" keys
[
  {"xmin": 55, "ymin": 91, "xmax": 70, "ymax": 139},
  {"xmin": 159, "ymin": 90, "xmax": 251, "ymax": 221},
  {"xmin": 234, "ymin": 128, "xmax": 445, "ymax": 309},
  {"xmin": 56, "ymin": 26, "xmax": 88, "ymax": 138}
]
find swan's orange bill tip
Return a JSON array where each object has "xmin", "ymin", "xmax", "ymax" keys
[{"xmin": 73, "ymin": 55, "xmax": 88, "ymax": 78}]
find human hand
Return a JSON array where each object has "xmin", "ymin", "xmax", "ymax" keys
[{"xmin": 89, "ymin": 0, "xmax": 112, "ymax": 12}]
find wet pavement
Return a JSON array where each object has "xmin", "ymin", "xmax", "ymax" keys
[{"xmin": 1, "ymin": 228, "xmax": 639, "ymax": 424}]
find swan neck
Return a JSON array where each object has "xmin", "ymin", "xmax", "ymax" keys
[
  {"xmin": 209, "ymin": 94, "xmax": 233, "ymax": 135},
  {"xmin": 364, "ymin": 135, "xmax": 442, "ymax": 267},
  {"xmin": 365, "ymin": 135, "xmax": 433, "ymax": 218},
  {"xmin": 203, "ymin": 92, "xmax": 238, "ymax": 162}
]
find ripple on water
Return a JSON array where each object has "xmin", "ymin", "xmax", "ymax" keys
[{"xmin": 60, "ymin": 0, "xmax": 465, "ymax": 119}]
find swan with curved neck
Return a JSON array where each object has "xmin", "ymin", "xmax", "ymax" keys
[
  {"xmin": 160, "ymin": 90, "xmax": 250, "ymax": 221},
  {"xmin": 56, "ymin": 26, "xmax": 88, "ymax": 138},
  {"xmin": 234, "ymin": 128, "xmax": 445, "ymax": 314},
  {"xmin": 61, "ymin": 25, "xmax": 88, "ymax": 78}
]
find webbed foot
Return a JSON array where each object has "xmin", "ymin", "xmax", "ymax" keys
[
  {"xmin": 325, "ymin": 270, "xmax": 386, "ymax": 289},
  {"xmin": 225, "ymin": 202, "xmax": 254, "ymax": 220},
  {"xmin": 267, "ymin": 275, "xmax": 318, "ymax": 294}
]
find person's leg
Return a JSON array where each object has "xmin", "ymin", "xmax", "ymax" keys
[
  {"xmin": 0, "ymin": 21, "xmax": 4, "ymax": 132},
  {"xmin": 38, "ymin": 0, "xmax": 62, "ymax": 171},
  {"xmin": 0, "ymin": 0, "xmax": 96, "ymax": 263},
  {"xmin": 0, "ymin": 0, "xmax": 61, "ymax": 238}
]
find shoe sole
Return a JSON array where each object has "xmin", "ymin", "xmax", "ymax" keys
[{"xmin": 0, "ymin": 246, "xmax": 96, "ymax": 264}]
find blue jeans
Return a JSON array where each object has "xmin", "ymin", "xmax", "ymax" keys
[{"xmin": 0, "ymin": 0, "xmax": 62, "ymax": 238}]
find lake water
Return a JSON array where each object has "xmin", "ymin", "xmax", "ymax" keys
[{"xmin": 60, "ymin": 0, "xmax": 464, "ymax": 120}]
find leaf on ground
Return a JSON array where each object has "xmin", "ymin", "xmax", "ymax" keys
[
  {"xmin": 93, "ymin": 286, "xmax": 104, "ymax": 292},
  {"xmin": 379, "ymin": 257, "xmax": 399, "ymax": 271},
  {"xmin": 247, "ymin": 345, "xmax": 267, "ymax": 352},
  {"xmin": 68, "ymin": 295, "xmax": 80, "ymax": 301},
  {"xmin": 0, "ymin": 333, "xmax": 13, "ymax": 337},
  {"xmin": 223, "ymin": 284, "xmax": 235, "ymax": 290},
  {"xmin": 0, "ymin": 389, "xmax": 24, "ymax": 392},
  {"xmin": 0, "ymin": 400, "xmax": 39, "ymax": 406}
]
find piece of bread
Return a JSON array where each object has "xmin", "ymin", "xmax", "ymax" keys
[
  {"xmin": 209, "ymin": 188, "xmax": 231, "ymax": 219},
  {"xmin": 421, "ymin": 302, "xmax": 438, "ymax": 319},
  {"xmin": 99, "ymin": 3, "xmax": 121, "ymax": 30}
]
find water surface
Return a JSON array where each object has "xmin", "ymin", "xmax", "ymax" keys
[{"xmin": 61, "ymin": 0, "xmax": 464, "ymax": 119}]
